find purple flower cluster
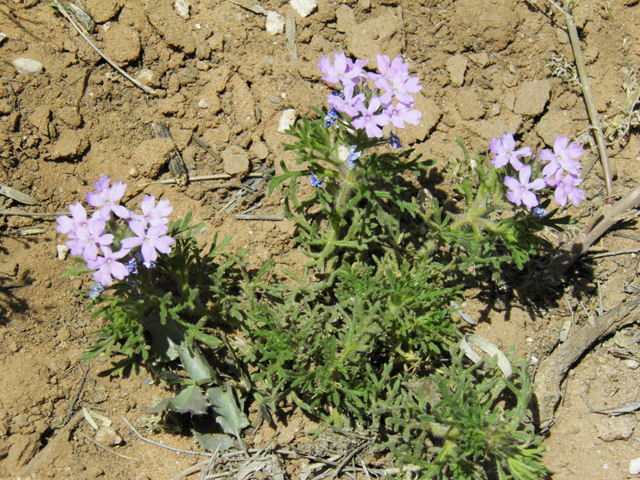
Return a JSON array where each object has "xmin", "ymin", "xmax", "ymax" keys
[
  {"xmin": 317, "ymin": 53, "xmax": 422, "ymax": 139},
  {"xmin": 490, "ymin": 133, "xmax": 586, "ymax": 210},
  {"xmin": 56, "ymin": 175, "xmax": 175, "ymax": 286}
]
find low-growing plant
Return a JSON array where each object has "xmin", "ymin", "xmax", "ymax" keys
[{"xmin": 55, "ymin": 52, "xmax": 588, "ymax": 478}]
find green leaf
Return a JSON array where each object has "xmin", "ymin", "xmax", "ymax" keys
[
  {"xmin": 207, "ymin": 387, "xmax": 250, "ymax": 436},
  {"xmin": 193, "ymin": 431, "xmax": 235, "ymax": 453},
  {"xmin": 147, "ymin": 384, "xmax": 211, "ymax": 415}
]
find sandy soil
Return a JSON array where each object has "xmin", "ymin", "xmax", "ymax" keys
[{"xmin": 2, "ymin": 0, "xmax": 640, "ymax": 478}]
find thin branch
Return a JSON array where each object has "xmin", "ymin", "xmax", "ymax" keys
[
  {"xmin": 121, "ymin": 416, "xmax": 211, "ymax": 457},
  {"xmin": 562, "ymin": 0, "xmax": 614, "ymax": 201},
  {"xmin": 52, "ymin": 0, "xmax": 156, "ymax": 96}
]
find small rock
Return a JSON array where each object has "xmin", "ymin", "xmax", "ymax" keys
[
  {"xmin": 623, "ymin": 359, "xmax": 639, "ymax": 369},
  {"xmin": 630, "ymin": 457, "xmax": 640, "ymax": 475},
  {"xmin": 57, "ymin": 327, "xmax": 71, "ymax": 343},
  {"xmin": 94, "ymin": 427, "xmax": 123, "ymax": 447},
  {"xmin": 266, "ymin": 11, "xmax": 285, "ymax": 35},
  {"xmin": 145, "ymin": 3, "xmax": 195, "ymax": 54},
  {"xmin": 514, "ymin": 80, "xmax": 551, "ymax": 116},
  {"xmin": 102, "ymin": 23, "xmax": 141, "ymax": 65},
  {"xmin": 86, "ymin": 0, "xmax": 121, "ymax": 23},
  {"xmin": 221, "ymin": 146, "xmax": 250, "ymax": 176},
  {"xmin": 132, "ymin": 138, "xmax": 175, "ymax": 178},
  {"xmin": 290, "ymin": 0, "xmax": 317, "ymax": 17},
  {"xmin": 278, "ymin": 109, "xmax": 297, "ymax": 133},
  {"xmin": 595, "ymin": 416, "xmax": 635, "ymax": 442},
  {"xmin": 56, "ymin": 245, "xmax": 69, "ymax": 260},
  {"xmin": 468, "ymin": 52, "xmax": 489, "ymax": 68},
  {"xmin": 57, "ymin": 106, "xmax": 83, "ymax": 129},
  {"xmin": 49, "ymin": 130, "xmax": 89, "ymax": 161},
  {"xmin": 28, "ymin": 106, "xmax": 51, "ymax": 137},
  {"xmin": 136, "ymin": 69, "xmax": 161, "ymax": 88},
  {"xmin": 249, "ymin": 140, "xmax": 269, "ymax": 160},
  {"xmin": 8, "ymin": 341, "xmax": 19, "ymax": 353},
  {"xmin": 455, "ymin": 88, "xmax": 484, "ymax": 120},
  {"xmin": 446, "ymin": 55, "xmax": 468, "ymax": 87},
  {"xmin": 336, "ymin": 5, "xmax": 356, "ymax": 33},
  {"xmin": 12, "ymin": 58, "xmax": 43, "ymax": 74},
  {"xmin": 174, "ymin": 0, "xmax": 190, "ymax": 19},
  {"xmin": 536, "ymin": 109, "xmax": 572, "ymax": 146}
]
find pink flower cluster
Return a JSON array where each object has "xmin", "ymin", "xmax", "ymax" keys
[
  {"xmin": 317, "ymin": 53, "xmax": 422, "ymax": 138},
  {"xmin": 56, "ymin": 176, "xmax": 175, "ymax": 286},
  {"xmin": 490, "ymin": 133, "xmax": 586, "ymax": 210}
]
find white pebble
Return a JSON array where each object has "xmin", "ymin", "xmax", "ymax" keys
[
  {"xmin": 56, "ymin": 245, "xmax": 69, "ymax": 261},
  {"xmin": 174, "ymin": 0, "xmax": 190, "ymax": 19},
  {"xmin": 630, "ymin": 457, "xmax": 640, "ymax": 475},
  {"xmin": 13, "ymin": 58, "xmax": 43, "ymax": 74},
  {"xmin": 198, "ymin": 98, "xmax": 208, "ymax": 108},
  {"xmin": 290, "ymin": 0, "xmax": 317, "ymax": 17},
  {"xmin": 278, "ymin": 109, "xmax": 297, "ymax": 133},
  {"xmin": 266, "ymin": 11, "xmax": 285, "ymax": 35}
]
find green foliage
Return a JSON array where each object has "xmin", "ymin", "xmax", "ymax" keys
[
  {"xmin": 378, "ymin": 352, "xmax": 549, "ymax": 480},
  {"xmin": 78, "ymin": 215, "xmax": 238, "ymax": 373}
]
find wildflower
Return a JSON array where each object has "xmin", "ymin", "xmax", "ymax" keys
[
  {"xmin": 540, "ymin": 135, "xmax": 583, "ymax": 177},
  {"xmin": 377, "ymin": 69, "xmax": 422, "ymax": 106},
  {"xmin": 490, "ymin": 133, "xmax": 532, "ymax": 171},
  {"xmin": 369, "ymin": 54, "xmax": 409, "ymax": 88},
  {"xmin": 65, "ymin": 216, "xmax": 114, "ymax": 261},
  {"xmin": 121, "ymin": 221, "xmax": 175, "ymax": 264},
  {"xmin": 125, "ymin": 258, "xmax": 138, "ymax": 275},
  {"xmin": 532, "ymin": 207, "xmax": 548, "ymax": 218},
  {"xmin": 56, "ymin": 202, "xmax": 90, "ymax": 235},
  {"xmin": 129, "ymin": 195, "xmax": 172, "ymax": 228},
  {"xmin": 351, "ymin": 97, "xmax": 390, "ymax": 138},
  {"xmin": 383, "ymin": 101, "xmax": 422, "ymax": 129},
  {"xmin": 324, "ymin": 107, "xmax": 339, "ymax": 127},
  {"xmin": 389, "ymin": 132, "xmax": 402, "ymax": 150},
  {"xmin": 86, "ymin": 175, "xmax": 130, "ymax": 220},
  {"xmin": 310, "ymin": 171, "xmax": 325, "ymax": 188},
  {"xmin": 503, "ymin": 165, "xmax": 546, "ymax": 209},
  {"xmin": 546, "ymin": 170, "xmax": 586, "ymax": 207},
  {"xmin": 86, "ymin": 246, "xmax": 131, "ymax": 286},
  {"xmin": 88, "ymin": 283, "xmax": 104, "ymax": 300},
  {"xmin": 317, "ymin": 52, "xmax": 365, "ymax": 86},
  {"xmin": 327, "ymin": 84, "xmax": 365, "ymax": 118},
  {"xmin": 346, "ymin": 145, "xmax": 362, "ymax": 170}
]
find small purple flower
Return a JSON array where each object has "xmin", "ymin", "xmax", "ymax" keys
[
  {"xmin": 346, "ymin": 145, "xmax": 362, "ymax": 170},
  {"xmin": 130, "ymin": 195, "xmax": 172, "ymax": 228},
  {"xmin": 324, "ymin": 107, "xmax": 339, "ymax": 127},
  {"xmin": 540, "ymin": 135, "xmax": 583, "ymax": 177},
  {"xmin": 86, "ymin": 246, "xmax": 131, "ymax": 286},
  {"xmin": 546, "ymin": 171, "xmax": 586, "ymax": 207},
  {"xmin": 389, "ymin": 132, "xmax": 402, "ymax": 150},
  {"xmin": 310, "ymin": 171, "xmax": 325, "ymax": 188},
  {"xmin": 66, "ymin": 216, "xmax": 114, "ymax": 261},
  {"xmin": 88, "ymin": 283, "xmax": 104, "ymax": 300},
  {"xmin": 532, "ymin": 207, "xmax": 548, "ymax": 218},
  {"xmin": 378, "ymin": 69, "xmax": 422, "ymax": 106},
  {"xmin": 383, "ymin": 101, "xmax": 422, "ymax": 129},
  {"xmin": 86, "ymin": 175, "xmax": 130, "ymax": 221},
  {"xmin": 121, "ymin": 221, "xmax": 175, "ymax": 264},
  {"xmin": 351, "ymin": 97, "xmax": 390, "ymax": 138},
  {"xmin": 125, "ymin": 258, "xmax": 138, "ymax": 275},
  {"xmin": 503, "ymin": 165, "xmax": 547, "ymax": 209},
  {"xmin": 317, "ymin": 53, "xmax": 365, "ymax": 87},
  {"xmin": 56, "ymin": 202, "xmax": 89, "ymax": 235},
  {"xmin": 327, "ymin": 84, "xmax": 366, "ymax": 118},
  {"xmin": 490, "ymin": 133, "xmax": 532, "ymax": 171}
]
